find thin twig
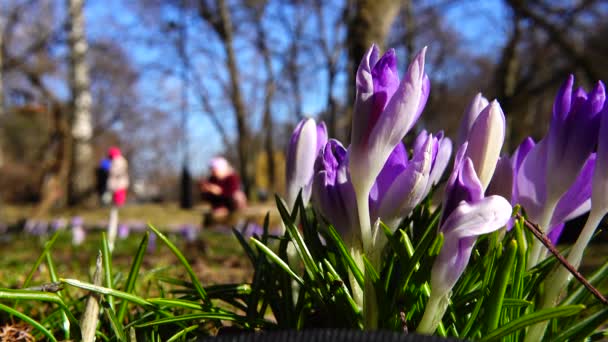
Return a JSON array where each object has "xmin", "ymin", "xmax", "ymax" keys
[{"xmin": 516, "ymin": 213, "xmax": 608, "ymax": 306}]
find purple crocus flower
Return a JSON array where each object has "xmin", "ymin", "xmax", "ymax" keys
[
  {"xmin": 312, "ymin": 139, "xmax": 359, "ymax": 243},
  {"xmin": 419, "ymin": 144, "xmax": 512, "ymax": 333},
  {"xmin": 349, "ymin": 45, "xmax": 429, "ymax": 205},
  {"xmin": 179, "ymin": 224, "xmax": 198, "ymax": 242},
  {"xmin": 463, "ymin": 100, "xmax": 506, "ymax": 190},
  {"xmin": 412, "ymin": 130, "xmax": 453, "ymax": 198},
  {"xmin": 285, "ymin": 118, "xmax": 328, "ymax": 211},
  {"xmin": 545, "ymin": 76, "xmax": 604, "ymax": 202},
  {"xmin": 457, "ymin": 93, "xmax": 489, "ymax": 147},
  {"xmin": 435, "ymin": 144, "xmax": 512, "ymax": 294}
]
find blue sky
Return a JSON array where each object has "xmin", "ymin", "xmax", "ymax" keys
[{"xmin": 83, "ymin": 0, "xmax": 510, "ymax": 176}]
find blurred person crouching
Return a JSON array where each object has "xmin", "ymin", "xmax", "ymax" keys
[{"xmin": 199, "ymin": 157, "xmax": 247, "ymax": 224}]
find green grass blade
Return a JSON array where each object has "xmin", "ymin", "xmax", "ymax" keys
[
  {"xmin": 135, "ymin": 312, "xmax": 266, "ymax": 327},
  {"xmin": 61, "ymin": 278, "xmax": 155, "ymax": 308},
  {"xmin": 250, "ymin": 237, "xmax": 304, "ymax": 285},
  {"xmin": 166, "ymin": 324, "xmax": 199, "ymax": 342},
  {"xmin": 147, "ymin": 225, "xmax": 208, "ymax": 302},
  {"xmin": 0, "ymin": 289, "xmax": 78, "ymax": 323},
  {"xmin": 552, "ymin": 307, "xmax": 608, "ymax": 342},
  {"xmin": 102, "ymin": 301, "xmax": 127, "ymax": 342},
  {"xmin": 45, "ymin": 252, "xmax": 71, "ymax": 339},
  {"xmin": 275, "ymin": 194, "xmax": 319, "ymax": 281},
  {"xmin": 23, "ymin": 231, "xmax": 60, "ymax": 288},
  {"xmin": 480, "ymin": 305, "xmax": 585, "ymax": 341},
  {"xmin": 326, "ymin": 224, "xmax": 364, "ymax": 288},
  {"xmin": 485, "ymin": 239, "xmax": 518, "ymax": 332},
  {"xmin": 118, "ymin": 232, "xmax": 148, "ymax": 322},
  {"xmin": 562, "ymin": 259, "xmax": 608, "ymax": 306},
  {"xmin": 0, "ymin": 302, "xmax": 57, "ymax": 342},
  {"xmin": 147, "ymin": 298, "xmax": 203, "ymax": 310},
  {"xmin": 101, "ymin": 233, "xmax": 115, "ymax": 310},
  {"xmin": 232, "ymin": 228, "xmax": 257, "ymax": 265}
]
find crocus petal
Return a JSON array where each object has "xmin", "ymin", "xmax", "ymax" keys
[
  {"xmin": 551, "ymin": 153, "xmax": 595, "ymax": 228},
  {"xmin": 443, "ymin": 149, "xmax": 484, "ymax": 222},
  {"xmin": 375, "ymin": 135, "xmax": 433, "ymax": 225},
  {"xmin": 546, "ymin": 79, "xmax": 604, "ymax": 202},
  {"xmin": 431, "ymin": 195, "xmax": 511, "ymax": 295},
  {"xmin": 515, "ymin": 138, "xmax": 548, "ymax": 223},
  {"xmin": 312, "ymin": 140, "xmax": 358, "ymax": 240},
  {"xmin": 350, "ymin": 47, "xmax": 428, "ymax": 196},
  {"xmin": 286, "ymin": 118, "xmax": 323, "ymax": 209},
  {"xmin": 464, "ymin": 100, "xmax": 506, "ymax": 190},
  {"xmin": 425, "ymin": 133, "xmax": 452, "ymax": 196},
  {"xmin": 369, "ymin": 142, "xmax": 408, "ymax": 216},
  {"xmin": 316, "ymin": 121, "xmax": 328, "ymax": 151},
  {"xmin": 441, "ymin": 196, "xmax": 512, "ymax": 238},
  {"xmin": 486, "ymin": 156, "xmax": 514, "ymax": 201},
  {"xmin": 592, "ymin": 104, "xmax": 608, "ymax": 216},
  {"xmin": 547, "ymin": 223, "xmax": 565, "ymax": 245},
  {"xmin": 457, "ymin": 93, "xmax": 490, "ymax": 147}
]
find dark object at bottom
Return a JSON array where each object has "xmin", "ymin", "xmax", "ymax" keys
[{"xmin": 202, "ymin": 329, "xmax": 461, "ymax": 342}]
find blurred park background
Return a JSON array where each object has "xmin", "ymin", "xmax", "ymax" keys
[{"xmin": 1, "ymin": 0, "xmax": 607, "ymax": 283}]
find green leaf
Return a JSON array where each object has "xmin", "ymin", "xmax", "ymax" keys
[
  {"xmin": 485, "ymin": 239, "xmax": 518, "ymax": 332},
  {"xmin": 0, "ymin": 288, "xmax": 78, "ymax": 324},
  {"xmin": 250, "ymin": 237, "xmax": 304, "ymax": 285},
  {"xmin": 147, "ymin": 298, "xmax": 203, "ymax": 310},
  {"xmin": 0, "ymin": 302, "xmax": 57, "ymax": 342},
  {"xmin": 102, "ymin": 233, "xmax": 115, "ymax": 310},
  {"xmin": 552, "ymin": 307, "xmax": 608, "ymax": 342},
  {"xmin": 232, "ymin": 227, "xmax": 257, "ymax": 265},
  {"xmin": 23, "ymin": 231, "xmax": 60, "ymax": 288},
  {"xmin": 45, "ymin": 245, "xmax": 72, "ymax": 339},
  {"xmin": 326, "ymin": 224, "xmax": 364, "ymax": 288},
  {"xmin": 562, "ymin": 259, "xmax": 608, "ymax": 306},
  {"xmin": 147, "ymin": 225, "xmax": 208, "ymax": 302},
  {"xmin": 118, "ymin": 232, "xmax": 149, "ymax": 322},
  {"xmin": 480, "ymin": 305, "xmax": 585, "ymax": 341},
  {"xmin": 275, "ymin": 194, "xmax": 319, "ymax": 281},
  {"xmin": 135, "ymin": 312, "xmax": 266, "ymax": 327},
  {"xmin": 166, "ymin": 324, "xmax": 199, "ymax": 342},
  {"xmin": 61, "ymin": 278, "xmax": 155, "ymax": 308},
  {"xmin": 102, "ymin": 300, "xmax": 127, "ymax": 342}
]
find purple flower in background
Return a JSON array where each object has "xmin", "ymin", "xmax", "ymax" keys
[
  {"xmin": 51, "ymin": 218, "xmax": 67, "ymax": 232},
  {"xmin": 349, "ymin": 45, "xmax": 429, "ymax": 204},
  {"xmin": 285, "ymin": 118, "xmax": 328, "ymax": 211},
  {"xmin": 147, "ymin": 232, "xmax": 157, "ymax": 253},
  {"xmin": 179, "ymin": 224, "xmax": 198, "ymax": 242},
  {"xmin": 486, "ymin": 156, "xmax": 513, "ymax": 201},
  {"xmin": 457, "ymin": 93, "xmax": 489, "ymax": 147},
  {"xmin": 118, "ymin": 224, "xmax": 130, "ymax": 239},
  {"xmin": 242, "ymin": 222, "xmax": 264, "ymax": 239}
]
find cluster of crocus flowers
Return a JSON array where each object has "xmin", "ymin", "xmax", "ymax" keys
[
  {"xmin": 417, "ymin": 96, "xmax": 512, "ymax": 334},
  {"xmin": 512, "ymin": 78, "xmax": 607, "ymax": 341},
  {"xmin": 510, "ymin": 76, "xmax": 605, "ymax": 268}
]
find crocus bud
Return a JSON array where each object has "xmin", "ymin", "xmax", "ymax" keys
[
  {"xmin": 457, "ymin": 93, "xmax": 489, "ymax": 147},
  {"xmin": 312, "ymin": 139, "xmax": 358, "ymax": 242},
  {"xmin": 373, "ymin": 136, "xmax": 433, "ymax": 227},
  {"xmin": 349, "ymin": 45, "xmax": 429, "ymax": 199},
  {"xmin": 464, "ymin": 100, "xmax": 506, "ymax": 191},
  {"xmin": 546, "ymin": 77, "xmax": 604, "ymax": 202},
  {"xmin": 285, "ymin": 118, "xmax": 328, "ymax": 210}
]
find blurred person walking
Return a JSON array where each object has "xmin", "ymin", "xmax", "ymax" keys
[{"xmin": 106, "ymin": 147, "xmax": 129, "ymax": 252}]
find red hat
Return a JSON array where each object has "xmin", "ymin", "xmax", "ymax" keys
[{"xmin": 108, "ymin": 147, "xmax": 122, "ymax": 158}]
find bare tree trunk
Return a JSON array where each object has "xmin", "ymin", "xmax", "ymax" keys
[
  {"xmin": 67, "ymin": 0, "xmax": 94, "ymax": 206},
  {"xmin": 255, "ymin": 17, "xmax": 276, "ymax": 194},
  {"xmin": 496, "ymin": 15, "xmax": 521, "ymax": 151},
  {"xmin": 199, "ymin": 0, "xmax": 251, "ymax": 195}
]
